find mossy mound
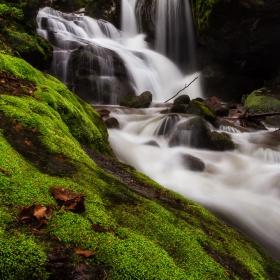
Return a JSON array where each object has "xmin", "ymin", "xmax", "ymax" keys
[
  {"xmin": 244, "ymin": 86, "xmax": 280, "ymax": 126},
  {"xmin": 0, "ymin": 2, "xmax": 52, "ymax": 70},
  {"xmin": 186, "ymin": 100, "xmax": 217, "ymax": 124},
  {"xmin": 0, "ymin": 54, "xmax": 280, "ymax": 279}
]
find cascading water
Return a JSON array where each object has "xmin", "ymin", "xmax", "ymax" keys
[
  {"xmin": 155, "ymin": 0, "xmax": 196, "ymax": 72},
  {"xmin": 108, "ymin": 108, "xmax": 280, "ymax": 262},
  {"xmin": 36, "ymin": 1, "xmax": 201, "ymax": 104}
]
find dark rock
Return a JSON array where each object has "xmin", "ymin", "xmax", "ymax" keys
[
  {"xmin": 185, "ymin": 100, "xmax": 217, "ymax": 124},
  {"xmin": 173, "ymin": 95, "xmax": 190, "ymax": 105},
  {"xmin": 143, "ymin": 140, "xmax": 160, "ymax": 147},
  {"xmin": 227, "ymin": 102, "xmax": 237, "ymax": 110},
  {"xmin": 105, "ymin": 117, "xmax": 120, "ymax": 129},
  {"xmin": 193, "ymin": 1, "xmax": 280, "ymax": 83},
  {"xmin": 170, "ymin": 104, "xmax": 187, "ymax": 114},
  {"xmin": 96, "ymin": 109, "xmax": 110, "ymax": 117},
  {"xmin": 160, "ymin": 109, "xmax": 170, "ymax": 114},
  {"xmin": 120, "ymin": 91, "xmax": 152, "ymax": 108},
  {"xmin": 195, "ymin": 97, "xmax": 205, "ymax": 102},
  {"xmin": 169, "ymin": 116, "xmax": 234, "ymax": 151},
  {"xmin": 181, "ymin": 154, "xmax": 205, "ymax": 172},
  {"xmin": 215, "ymin": 107, "xmax": 229, "ymax": 117}
]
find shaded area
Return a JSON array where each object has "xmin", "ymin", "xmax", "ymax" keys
[{"xmin": 0, "ymin": 114, "xmax": 77, "ymax": 176}]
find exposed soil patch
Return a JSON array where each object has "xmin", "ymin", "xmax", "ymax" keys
[
  {"xmin": 0, "ymin": 70, "xmax": 37, "ymax": 98},
  {"xmin": 82, "ymin": 145, "xmax": 187, "ymax": 211},
  {"xmin": 0, "ymin": 113, "xmax": 77, "ymax": 176}
]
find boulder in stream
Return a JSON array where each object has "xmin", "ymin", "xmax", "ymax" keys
[
  {"xmin": 181, "ymin": 154, "xmax": 205, "ymax": 172},
  {"xmin": 120, "ymin": 91, "xmax": 152, "ymax": 108}
]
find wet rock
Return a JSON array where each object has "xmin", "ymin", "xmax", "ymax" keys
[
  {"xmin": 170, "ymin": 104, "xmax": 187, "ymax": 114},
  {"xmin": 169, "ymin": 116, "xmax": 234, "ymax": 151},
  {"xmin": 155, "ymin": 114, "xmax": 179, "ymax": 136},
  {"xmin": 173, "ymin": 95, "xmax": 190, "ymax": 105},
  {"xmin": 105, "ymin": 117, "xmax": 120, "ymax": 129},
  {"xmin": 96, "ymin": 109, "xmax": 110, "ymax": 117},
  {"xmin": 215, "ymin": 107, "xmax": 229, "ymax": 117},
  {"xmin": 120, "ymin": 91, "xmax": 152, "ymax": 108},
  {"xmin": 143, "ymin": 140, "xmax": 160, "ymax": 147},
  {"xmin": 181, "ymin": 154, "xmax": 205, "ymax": 172},
  {"xmin": 185, "ymin": 100, "xmax": 217, "ymax": 124}
]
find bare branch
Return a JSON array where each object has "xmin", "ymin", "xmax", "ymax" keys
[{"xmin": 164, "ymin": 77, "xmax": 198, "ymax": 103}]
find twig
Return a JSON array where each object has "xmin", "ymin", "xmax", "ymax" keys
[{"xmin": 164, "ymin": 77, "xmax": 198, "ymax": 103}]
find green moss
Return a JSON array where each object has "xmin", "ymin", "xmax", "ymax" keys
[
  {"xmin": 0, "ymin": 53, "xmax": 279, "ymax": 279},
  {"xmin": 0, "ymin": 230, "xmax": 48, "ymax": 280},
  {"xmin": 244, "ymin": 88, "xmax": 280, "ymax": 126},
  {"xmin": 186, "ymin": 100, "xmax": 216, "ymax": 123}
]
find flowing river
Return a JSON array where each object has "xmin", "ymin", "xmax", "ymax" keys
[{"xmin": 36, "ymin": 0, "xmax": 280, "ymax": 261}]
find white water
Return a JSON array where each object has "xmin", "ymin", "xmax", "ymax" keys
[
  {"xmin": 36, "ymin": 2, "xmax": 201, "ymax": 104},
  {"xmin": 108, "ymin": 108, "xmax": 280, "ymax": 261}
]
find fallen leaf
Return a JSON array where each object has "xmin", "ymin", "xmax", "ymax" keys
[
  {"xmin": 75, "ymin": 248, "xmax": 96, "ymax": 258},
  {"xmin": 24, "ymin": 139, "xmax": 31, "ymax": 146},
  {"xmin": 19, "ymin": 205, "xmax": 54, "ymax": 224},
  {"xmin": 50, "ymin": 187, "xmax": 86, "ymax": 212},
  {"xmin": 92, "ymin": 224, "xmax": 115, "ymax": 235},
  {"xmin": 12, "ymin": 123, "xmax": 22, "ymax": 131},
  {"xmin": 19, "ymin": 205, "xmax": 35, "ymax": 224},
  {"xmin": 32, "ymin": 128, "xmax": 39, "ymax": 133},
  {"xmin": 34, "ymin": 219, "xmax": 47, "ymax": 229}
]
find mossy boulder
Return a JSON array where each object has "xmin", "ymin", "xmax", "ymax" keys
[
  {"xmin": 0, "ymin": 3, "xmax": 53, "ymax": 70},
  {"xmin": 186, "ymin": 100, "xmax": 217, "ymax": 124},
  {"xmin": 0, "ymin": 54, "xmax": 279, "ymax": 278},
  {"xmin": 244, "ymin": 85, "xmax": 280, "ymax": 126},
  {"xmin": 120, "ymin": 91, "xmax": 152, "ymax": 108}
]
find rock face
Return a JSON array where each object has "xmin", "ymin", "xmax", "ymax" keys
[
  {"xmin": 67, "ymin": 44, "xmax": 135, "ymax": 104},
  {"xmin": 0, "ymin": 2, "xmax": 53, "ymax": 70},
  {"xmin": 50, "ymin": 0, "xmax": 121, "ymax": 27},
  {"xmin": 120, "ymin": 91, "xmax": 152, "ymax": 108},
  {"xmin": 191, "ymin": 0, "xmax": 280, "ymax": 84}
]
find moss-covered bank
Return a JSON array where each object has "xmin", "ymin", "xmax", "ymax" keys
[{"xmin": 0, "ymin": 53, "xmax": 280, "ymax": 279}]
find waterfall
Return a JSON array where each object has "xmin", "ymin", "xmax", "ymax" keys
[
  {"xmin": 36, "ymin": 1, "xmax": 202, "ymax": 104},
  {"xmin": 155, "ymin": 0, "xmax": 196, "ymax": 72}
]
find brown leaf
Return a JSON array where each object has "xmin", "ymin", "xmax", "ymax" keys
[
  {"xmin": 1, "ymin": 79, "xmax": 5, "ymax": 83},
  {"xmin": 50, "ymin": 187, "xmax": 86, "ymax": 212},
  {"xmin": 32, "ymin": 128, "xmax": 39, "ymax": 133},
  {"xmin": 92, "ymin": 224, "xmax": 115, "ymax": 235},
  {"xmin": 34, "ymin": 219, "xmax": 47, "ymax": 229},
  {"xmin": 13, "ymin": 123, "xmax": 22, "ymax": 131},
  {"xmin": 75, "ymin": 248, "xmax": 96, "ymax": 258},
  {"xmin": 19, "ymin": 205, "xmax": 54, "ymax": 224},
  {"xmin": 24, "ymin": 139, "xmax": 31, "ymax": 146},
  {"xmin": 19, "ymin": 205, "xmax": 35, "ymax": 224}
]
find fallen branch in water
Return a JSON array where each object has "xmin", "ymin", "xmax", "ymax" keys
[
  {"xmin": 164, "ymin": 77, "xmax": 198, "ymax": 103},
  {"xmin": 238, "ymin": 112, "xmax": 280, "ymax": 119}
]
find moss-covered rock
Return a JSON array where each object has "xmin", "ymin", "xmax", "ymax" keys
[
  {"xmin": 120, "ymin": 91, "xmax": 152, "ymax": 108},
  {"xmin": 0, "ymin": 2, "xmax": 53, "ymax": 70},
  {"xmin": 244, "ymin": 85, "xmax": 280, "ymax": 126},
  {"xmin": 186, "ymin": 100, "xmax": 217, "ymax": 124},
  {"xmin": 0, "ymin": 54, "xmax": 279, "ymax": 279}
]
